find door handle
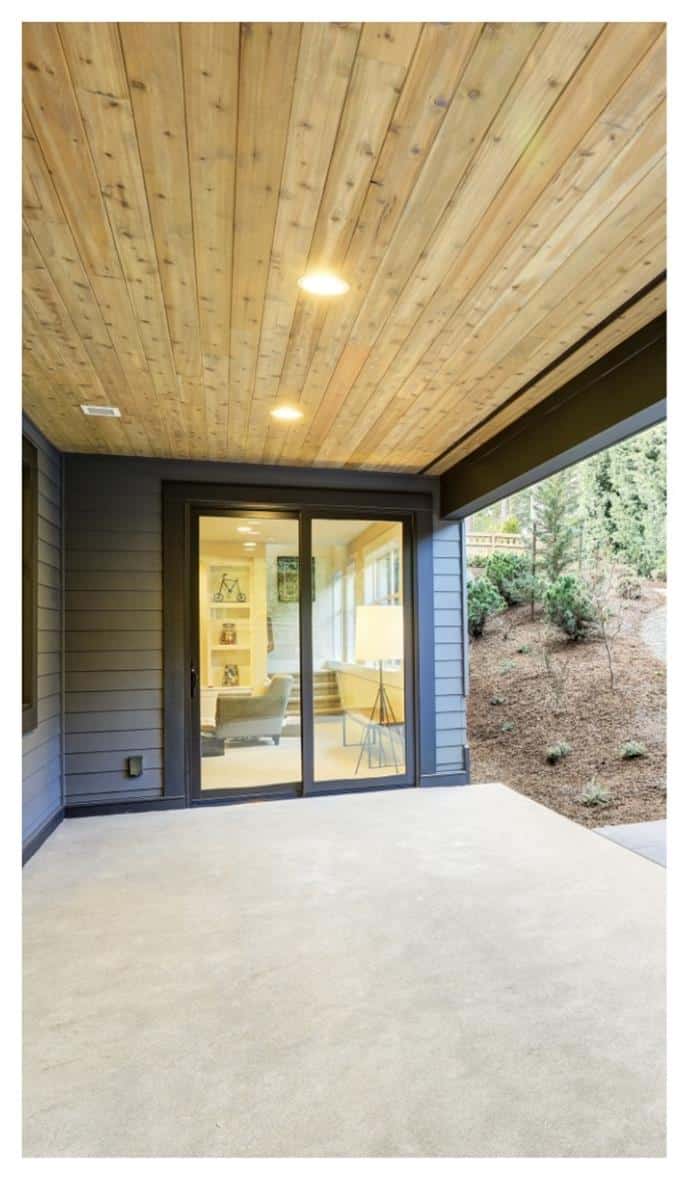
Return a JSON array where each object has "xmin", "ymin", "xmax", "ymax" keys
[{"xmin": 190, "ymin": 661, "xmax": 198, "ymax": 698}]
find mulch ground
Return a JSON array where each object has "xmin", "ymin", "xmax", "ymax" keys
[{"xmin": 467, "ymin": 585, "xmax": 666, "ymax": 829}]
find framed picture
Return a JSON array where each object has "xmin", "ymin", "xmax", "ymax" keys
[
  {"xmin": 277, "ymin": 556, "xmax": 316, "ymax": 602},
  {"xmin": 222, "ymin": 663, "xmax": 239, "ymax": 686}
]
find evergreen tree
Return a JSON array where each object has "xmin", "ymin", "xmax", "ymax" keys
[{"xmin": 534, "ymin": 470, "xmax": 580, "ymax": 583}]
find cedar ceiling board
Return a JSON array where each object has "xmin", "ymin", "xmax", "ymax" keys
[
  {"xmin": 394, "ymin": 243, "xmax": 666, "ymax": 472},
  {"xmin": 181, "ymin": 23, "xmax": 239, "ymax": 461},
  {"xmin": 287, "ymin": 21, "xmax": 547, "ymax": 466},
  {"xmin": 368, "ymin": 113, "xmax": 666, "ymax": 466},
  {"xmin": 242, "ymin": 23, "xmax": 362, "ymax": 461},
  {"xmin": 424, "ymin": 283, "xmax": 667, "ymax": 475},
  {"xmin": 374, "ymin": 181, "xmax": 666, "ymax": 467},
  {"xmin": 22, "ymin": 21, "xmax": 666, "ymax": 474},
  {"xmin": 260, "ymin": 25, "xmax": 423, "ymax": 465},
  {"xmin": 343, "ymin": 27, "xmax": 666, "ymax": 467},
  {"xmin": 382, "ymin": 192, "xmax": 666, "ymax": 469},
  {"xmin": 55, "ymin": 23, "xmax": 183, "ymax": 452},
  {"xmin": 226, "ymin": 23, "xmax": 302, "ymax": 457},
  {"xmin": 24, "ymin": 94, "xmax": 169, "ymax": 454},
  {"xmin": 272, "ymin": 21, "xmax": 485, "ymax": 465},
  {"xmin": 411, "ymin": 152, "xmax": 666, "ymax": 446}
]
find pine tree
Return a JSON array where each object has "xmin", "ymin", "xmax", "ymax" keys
[{"xmin": 534, "ymin": 470, "xmax": 580, "ymax": 583}]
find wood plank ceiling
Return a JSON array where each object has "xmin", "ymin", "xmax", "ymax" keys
[{"xmin": 22, "ymin": 21, "xmax": 666, "ymax": 472}]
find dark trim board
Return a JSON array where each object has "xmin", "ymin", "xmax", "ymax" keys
[
  {"xmin": 439, "ymin": 315, "xmax": 667, "ymax": 518},
  {"xmin": 65, "ymin": 797, "xmax": 185, "ymax": 819},
  {"xmin": 22, "ymin": 805, "xmax": 64, "ymax": 865}
]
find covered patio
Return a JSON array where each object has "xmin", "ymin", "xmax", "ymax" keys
[{"xmin": 24, "ymin": 784, "xmax": 665, "ymax": 1157}]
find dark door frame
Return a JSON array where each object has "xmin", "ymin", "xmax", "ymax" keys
[{"xmin": 162, "ymin": 480, "xmax": 435, "ymax": 807}]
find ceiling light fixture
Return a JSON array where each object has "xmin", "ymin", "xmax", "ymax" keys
[
  {"xmin": 80, "ymin": 404, "xmax": 121, "ymax": 418},
  {"xmin": 237, "ymin": 526, "xmax": 257, "ymax": 534},
  {"xmin": 243, "ymin": 542, "xmax": 257, "ymax": 549},
  {"xmin": 297, "ymin": 272, "xmax": 349, "ymax": 297},
  {"xmin": 270, "ymin": 405, "xmax": 304, "ymax": 423}
]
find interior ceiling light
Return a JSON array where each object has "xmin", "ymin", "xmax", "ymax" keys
[
  {"xmin": 270, "ymin": 405, "xmax": 304, "ymax": 423},
  {"xmin": 297, "ymin": 272, "xmax": 349, "ymax": 297},
  {"xmin": 243, "ymin": 541, "xmax": 257, "ymax": 548},
  {"xmin": 237, "ymin": 526, "xmax": 257, "ymax": 534},
  {"xmin": 80, "ymin": 404, "xmax": 121, "ymax": 418}
]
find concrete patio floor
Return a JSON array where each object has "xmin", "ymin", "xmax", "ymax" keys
[{"xmin": 23, "ymin": 784, "xmax": 665, "ymax": 1158}]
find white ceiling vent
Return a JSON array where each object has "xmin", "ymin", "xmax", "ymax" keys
[{"xmin": 80, "ymin": 404, "xmax": 121, "ymax": 418}]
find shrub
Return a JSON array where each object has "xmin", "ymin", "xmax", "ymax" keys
[
  {"xmin": 546, "ymin": 741, "xmax": 571, "ymax": 764},
  {"xmin": 467, "ymin": 577, "xmax": 505, "ymax": 637},
  {"xmin": 499, "ymin": 659, "xmax": 516, "ymax": 675},
  {"xmin": 580, "ymin": 778, "xmax": 611, "ymax": 807},
  {"xmin": 618, "ymin": 574, "xmax": 642, "ymax": 600},
  {"xmin": 501, "ymin": 515, "xmax": 521, "ymax": 535},
  {"xmin": 621, "ymin": 740, "xmax": 647, "ymax": 759},
  {"xmin": 489, "ymin": 694, "xmax": 505, "ymax": 706},
  {"xmin": 500, "ymin": 720, "xmax": 514, "ymax": 733},
  {"xmin": 486, "ymin": 552, "xmax": 532, "ymax": 606},
  {"xmin": 468, "ymin": 553, "xmax": 489, "ymax": 569},
  {"xmin": 516, "ymin": 644, "xmax": 531, "ymax": 654},
  {"xmin": 544, "ymin": 575, "xmax": 595, "ymax": 640}
]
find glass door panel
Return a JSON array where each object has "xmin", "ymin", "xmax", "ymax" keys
[
  {"xmin": 198, "ymin": 513, "xmax": 301, "ymax": 792},
  {"xmin": 311, "ymin": 519, "xmax": 407, "ymax": 783}
]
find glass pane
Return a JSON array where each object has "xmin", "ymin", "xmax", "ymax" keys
[
  {"xmin": 199, "ymin": 515, "xmax": 301, "ymax": 791},
  {"xmin": 312, "ymin": 519, "xmax": 406, "ymax": 782}
]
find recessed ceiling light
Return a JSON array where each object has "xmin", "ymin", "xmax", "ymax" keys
[
  {"xmin": 243, "ymin": 542, "xmax": 257, "ymax": 549},
  {"xmin": 80, "ymin": 404, "xmax": 121, "ymax": 418},
  {"xmin": 237, "ymin": 526, "xmax": 257, "ymax": 534},
  {"xmin": 297, "ymin": 272, "xmax": 349, "ymax": 297},
  {"xmin": 270, "ymin": 405, "xmax": 304, "ymax": 423}
]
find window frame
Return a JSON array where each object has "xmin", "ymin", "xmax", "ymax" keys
[{"xmin": 22, "ymin": 436, "xmax": 39, "ymax": 734}]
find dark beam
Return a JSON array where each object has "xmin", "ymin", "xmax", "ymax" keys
[{"xmin": 439, "ymin": 315, "xmax": 666, "ymax": 519}]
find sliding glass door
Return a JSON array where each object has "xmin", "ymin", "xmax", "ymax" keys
[
  {"xmin": 311, "ymin": 518, "xmax": 409, "ymax": 786},
  {"xmin": 196, "ymin": 511, "xmax": 301, "ymax": 795},
  {"xmin": 189, "ymin": 506, "xmax": 414, "ymax": 801}
]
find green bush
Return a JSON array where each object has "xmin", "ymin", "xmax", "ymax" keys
[
  {"xmin": 621, "ymin": 740, "xmax": 647, "ymax": 759},
  {"xmin": 544, "ymin": 575, "xmax": 595, "ymax": 640},
  {"xmin": 500, "ymin": 721, "xmax": 515, "ymax": 733},
  {"xmin": 489, "ymin": 694, "xmax": 505, "ymax": 706},
  {"xmin": 618, "ymin": 574, "xmax": 642, "ymax": 600},
  {"xmin": 580, "ymin": 777, "xmax": 611, "ymax": 807},
  {"xmin": 546, "ymin": 741, "xmax": 571, "ymax": 764},
  {"xmin": 501, "ymin": 515, "xmax": 521, "ymax": 535},
  {"xmin": 468, "ymin": 553, "xmax": 489, "ymax": 569},
  {"xmin": 486, "ymin": 552, "xmax": 532, "ymax": 606},
  {"xmin": 467, "ymin": 577, "xmax": 505, "ymax": 637}
]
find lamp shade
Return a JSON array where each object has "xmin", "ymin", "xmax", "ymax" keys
[{"xmin": 355, "ymin": 604, "xmax": 403, "ymax": 663}]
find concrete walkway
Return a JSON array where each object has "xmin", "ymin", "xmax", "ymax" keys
[
  {"xmin": 23, "ymin": 785, "xmax": 665, "ymax": 1157},
  {"xmin": 641, "ymin": 602, "xmax": 666, "ymax": 665},
  {"xmin": 595, "ymin": 820, "xmax": 666, "ymax": 867}
]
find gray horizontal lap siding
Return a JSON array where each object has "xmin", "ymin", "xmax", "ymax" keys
[
  {"xmin": 433, "ymin": 520, "xmax": 468, "ymax": 774},
  {"xmin": 64, "ymin": 465, "xmax": 163, "ymax": 806},
  {"xmin": 22, "ymin": 420, "xmax": 63, "ymax": 847}
]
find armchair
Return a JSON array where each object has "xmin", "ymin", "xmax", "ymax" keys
[{"xmin": 214, "ymin": 674, "xmax": 293, "ymax": 746}]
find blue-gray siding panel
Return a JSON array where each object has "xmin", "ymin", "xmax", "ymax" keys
[
  {"xmin": 432, "ymin": 519, "xmax": 467, "ymax": 773},
  {"xmin": 22, "ymin": 419, "xmax": 63, "ymax": 848},
  {"xmin": 64, "ymin": 463, "xmax": 163, "ymax": 806}
]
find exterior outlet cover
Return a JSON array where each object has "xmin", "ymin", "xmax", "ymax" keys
[{"xmin": 126, "ymin": 755, "xmax": 143, "ymax": 778}]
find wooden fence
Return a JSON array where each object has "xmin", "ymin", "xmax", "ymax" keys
[{"xmin": 466, "ymin": 532, "xmax": 528, "ymax": 560}]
